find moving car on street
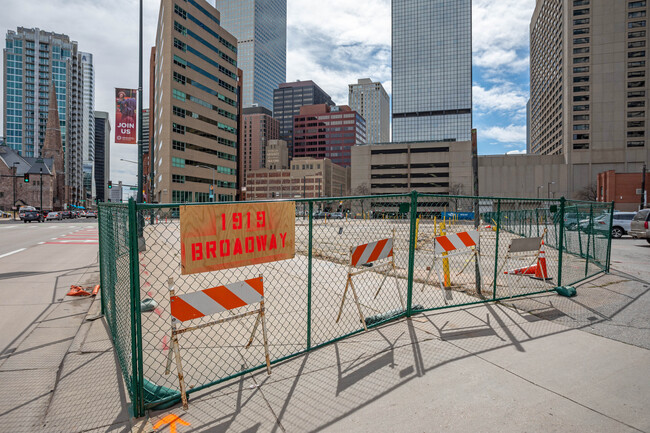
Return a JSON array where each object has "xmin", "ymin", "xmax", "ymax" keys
[
  {"xmin": 19, "ymin": 206, "xmax": 44, "ymax": 223},
  {"xmin": 46, "ymin": 211, "xmax": 63, "ymax": 221}
]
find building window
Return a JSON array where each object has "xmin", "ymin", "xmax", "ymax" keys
[
  {"xmin": 627, "ymin": 140, "xmax": 645, "ymax": 147},
  {"xmin": 628, "ymin": 50, "xmax": 646, "ymax": 58},
  {"xmin": 172, "ymin": 89, "xmax": 186, "ymax": 101},
  {"xmin": 573, "ymin": 8, "xmax": 590, "ymax": 15},
  {"xmin": 172, "ymin": 174, "xmax": 185, "ymax": 183},
  {"xmin": 173, "ymin": 55, "xmax": 187, "ymax": 69},
  {"xmin": 628, "ymin": 100, "xmax": 646, "ymax": 107},
  {"xmin": 573, "ymin": 124, "xmax": 589, "ymax": 130},
  {"xmin": 573, "ymin": 133, "xmax": 590, "ymax": 140},
  {"xmin": 629, "ymin": 40, "xmax": 647, "ymax": 48},
  {"xmin": 574, "ymin": 18, "xmax": 590, "ymax": 25},
  {"xmin": 173, "ymin": 38, "xmax": 186, "ymax": 52},
  {"xmin": 573, "ymin": 86, "xmax": 590, "ymax": 92},
  {"xmin": 629, "ymin": 1, "xmax": 647, "ymax": 8},
  {"xmin": 174, "ymin": 4, "xmax": 186, "ymax": 19},
  {"xmin": 574, "ymin": 114, "xmax": 590, "ymax": 121},
  {"xmin": 628, "ymin": 70, "xmax": 646, "ymax": 78},
  {"xmin": 628, "ymin": 81, "xmax": 646, "ymax": 88},
  {"xmin": 629, "ymin": 11, "xmax": 647, "ymax": 18},
  {"xmin": 172, "ymin": 140, "xmax": 186, "ymax": 151},
  {"xmin": 628, "ymin": 121, "xmax": 645, "ymax": 127},
  {"xmin": 174, "ymin": 21, "xmax": 187, "ymax": 36},
  {"xmin": 573, "ymin": 66, "xmax": 590, "ymax": 73},
  {"xmin": 573, "ymin": 95, "xmax": 590, "ymax": 101},
  {"xmin": 574, "ymin": 76, "xmax": 590, "ymax": 82},
  {"xmin": 627, "ymin": 130, "xmax": 645, "ymax": 137},
  {"xmin": 573, "ymin": 0, "xmax": 589, "ymax": 5},
  {"xmin": 173, "ymin": 106, "xmax": 186, "ymax": 118},
  {"xmin": 629, "ymin": 20, "xmax": 647, "ymax": 28},
  {"xmin": 628, "ymin": 110, "xmax": 646, "ymax": 117},
  {"xmin": 172, "ymin": 157, "xmax": 185, "ymax": 168},
  {"xmin": 573, "ymin": 142, "xmax": 589, "ymax": 150},
  {"xmin": 173, "ymin": 71, "xmax": 186, "ymax": 85},
  {"xmin": 629, "ymin": 30, "xmax": 647, "ymax": 38},
  {"xmin": 628, "ymin": 60, "xmax": 647, "ymax": 67},
  {"xmin": 172, "ymin": 123, "xmax": 185, "ymax": 134},
  {"xmin": 573, "ymin": 28, "xmax": 590, "ymax": 35}
]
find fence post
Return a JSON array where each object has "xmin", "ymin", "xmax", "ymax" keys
[
  {"xmin": 557, "ymin": 197, "xmax": 566, "ymax": 287},
  {"xmin": 406, "ymin": 190, "xmax": 418, "ymax": 317},
  {"xmin": 307, "ymin": 201, "xmax": 313, "ymax": 350},
  {"xmin": 127, "ymin": 199, "xmax": 145, "ymax": 417},
  {"xmin": 605, "ymin": 201, "xmax": 615, "ymax": 273},
  {"xmin": 98, "ymin": 206, "xmax": 106, "ymax": 316},
  {"xmin": 492, "ymin": 199, "xmax": 502, "ymax": 300},
  {"xmin": 584, "ymin": 204, "xmax": 593, "ymax": 277}
]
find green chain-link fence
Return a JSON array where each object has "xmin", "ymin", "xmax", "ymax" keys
[{"xmin": 98, "ymin": 192, "xmax": 614, "ymax": 417}]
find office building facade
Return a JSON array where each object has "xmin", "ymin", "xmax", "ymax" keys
[
  {"xmin": 242, "ymin": 106, "xmax": 279, "ymax": 187},
  {"xmin": 348, "ymin": 78, "xmax": 389, "ymax": 144},
  {"xmin": 273, "ymin": 80, "xmax": 335, "ymax": 158},
  {"xmin": 293, "ymin": 104, "xmax": 366, "ymax": 167},
  {"xmin": 153, "ymin": 0, "xmax": 239, "ymax": 204},
  {"xmin": 215, "ymin": 0, "xmax": 286, "ymax": 110},
  {"xmin": 94, "ymin": 111, "xmax": 110, "ymax": 203},
  {"xmin": 391, "ymin": 0, "xmax": 472, "ymax": 142},
  {"xmin": 529, "ymin": 0, "xmax": 649, "ymax": 191}
]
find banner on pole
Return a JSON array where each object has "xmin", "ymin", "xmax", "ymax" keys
[
  {"xmin": 180, "ymin": 202, "xmax": 296, "ymax": 275},
  {"xmin": 115, "ymin": 88, "xmax": 137, "ymax": 144}
]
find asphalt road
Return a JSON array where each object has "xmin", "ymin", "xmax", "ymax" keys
[{"xmin": 0, "ymin": 219, "xmax": 99, "ymax": 355}]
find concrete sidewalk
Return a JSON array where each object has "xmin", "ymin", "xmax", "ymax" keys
[{"xmin": 5, "ymin": 267, "xmax": 650, "ymax": 432}]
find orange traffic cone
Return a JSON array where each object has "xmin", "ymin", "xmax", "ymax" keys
[
  {"xmin": 531, "ymin": 248, "xmax": 552, "ymax": 280},
  {"xmin": 67, "ymin": 285, "xmax": 92, "ymax": 296},
  {"xmin": 504, "ymin": 264, "xmax": 537, "ymax": 275}
]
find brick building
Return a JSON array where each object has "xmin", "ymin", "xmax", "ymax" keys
[
  {"xmin": 242, "ymin": 106, "xmax": 279, "ymax": 187},
  {"xmin": 597, "ymin": 169, "xmax": 649, "ymax": 211},
  {"xmin": 293, "ymin": 104, "xmax": 366, "ymax": 167},
  {"xmin": 246, "ymin": 157, "xmax": 349, "ymax": 200}
]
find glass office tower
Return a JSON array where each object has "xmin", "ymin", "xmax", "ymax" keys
[
  {"xmin": 392, "ymin": 0, "xmax": 472, "ymax": 142},
  {"xmin": 215, "ymin": 0, "xmax": 286, "ymax": 110}
]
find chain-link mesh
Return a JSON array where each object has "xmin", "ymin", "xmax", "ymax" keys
[
  {"xmin": 99, "ymin": 193, "xmax": 614, "ymax": 413},
  {"xmin": 98, "ymin": 204, "xmax": 136, "ymax": 403}
]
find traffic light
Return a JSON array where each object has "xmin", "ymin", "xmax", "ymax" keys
[
  {"xmin": 23, "ymin": 173, "xmax": 29, "ymax": 183},
  {"xmin": 108, "ymin": 180, "xmax": 112, "ymax": 189}
]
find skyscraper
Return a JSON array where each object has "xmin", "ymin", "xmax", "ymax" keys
[
  {"xmin": 530, "ymin": 0, "xmax": 649, "ymax": 186},
  {"xmin": 80, "ymin": 52, "xmax": 95, "ymax": 202},
  {"xmin": 3, "ymin": 27, "xmax": 94, "ymax": 206},
  {"xmin": 153, "ymin": 0, "xmax": 239, "ymax": 203},
  {"xmin": 293, "ymin": 104, "xmax": 366, "ymax": 167},
  {"xmin": 93, "ymin": 111, "xmax": 110, "ymax": 203},
  {"xmin": 273, "ymin": 80, "xmax": 334, "ymax": 158},
  {"xmin": 214, "ymin": 0, "xmax": 287, "ymax": 110},
  {"xmin": 348, "ymin": 78, "xmax": 390, "ymax": 144},
  {"xmin": 391, "ymin": 0, "xmax": 472, "ymax": 142},
  {"xmin": 242, "ymin": 106, "xmax": 279, "ymax": 187}
]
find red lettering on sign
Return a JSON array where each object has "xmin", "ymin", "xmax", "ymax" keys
[
  {"xmin": 280, "ymin": 232, "xmax": 287, "ymax": 248},
  {"xmin": 192, "ymin": 243, "xmax": 203, "ymax": 261},
  {"xmin": 245, "ymin": 236, "xmax": 254, "ymax": 253},
  {"xmin": 220, "ymin": 239, "xmax": 230, "ymax": 257},
  {"xmin": 256, "ymin": 235, "xmax": 267, "ymax": 251},
  {"xmin": 206, "ymin": 241, "xmax": 217, "ymax": 258},
  {"xmin": 257, "ymin": 211, "xmax": 265, "ymax": 228},
  {"xmin": 269, "ymin": 234, "xmax": 277, "ymax": 250},
  {"xmin": 233, "ymin": 238, "xmax": 243, "ymax": 255},
  {"xmin": 233, "ymin": 213, "xmax": 242, "ymax": 230}
]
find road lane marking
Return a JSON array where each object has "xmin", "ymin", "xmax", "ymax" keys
[{"xmin": 0, "ymin": 248, "xmax": 26, "ymax": 259}]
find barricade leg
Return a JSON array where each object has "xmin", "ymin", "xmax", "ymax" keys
[
  {"xmin": 260, "ymin": 300, "xmax": 271, "ymax": 375},
  {"xmin": 171, "ymin": 331, "xmax": 189, "ymax": 410},
  {"xmin": 349, "ymin": 279, "xmax": 368, "ymax": 331},
  {"xmin": 336, "ymin": 275, "xmax": 352, "ymax": 323},
  {"xmin": 245, "ymin": 312, "xmax": 262, "ymax": 349}
]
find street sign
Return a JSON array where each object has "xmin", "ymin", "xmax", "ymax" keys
[{"xmin": 130, "ymin": 187, "xmax": 138, "ymax": 190}]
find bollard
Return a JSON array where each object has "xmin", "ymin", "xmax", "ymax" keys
[
  {"xmin": 442, "ymin": 225, "xmax": 451, "ymax": 287},
  {"xmin": 414, "ymin": 217, "xmax": 420, "ymax": 250}
]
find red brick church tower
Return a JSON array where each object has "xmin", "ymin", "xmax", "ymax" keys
[{"xmin": 41, "ymin": 86, "xmax": 65, "ymax": 209}]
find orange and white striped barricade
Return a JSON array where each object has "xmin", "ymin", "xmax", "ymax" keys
[
  {"xmin": 497, "ymin": 228, "xmax": 550, "ymax": 298},
  {"xmin": 164, "ymin": 275, "xmax": 270, "ymax": 410},
  {"xmin": 421, "ymin": 230, "xmax": 480, "ymax": 304},
  {"xmin": 336, "ymin": 231, "xmax": 403, "ymax": 331}
]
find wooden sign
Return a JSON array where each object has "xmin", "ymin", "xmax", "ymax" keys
[{"xmin": 180, "ymin": 202, "xmax": 295, "ymax": 275}]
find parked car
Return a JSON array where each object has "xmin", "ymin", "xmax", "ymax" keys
[
  {"xmin": 19, "ymin": 207, "xmax": 44, "ymax": 223},
  {"xmin": 61, "ymin": 211, "xmax": 72, "ymax": 219},
  {"xmin": 580, "ymin": 212, "xmax": 637, "ymax": 238},
  {"xmin": 329, "ymin": 212, "xmax": 344, "ymax": 219},
  {"xmin": 630, "ymin": 209, "xmax": 650, "ymax": 244},
  {"xmin": 46, "ymin": 211, "xmax": 63, "ymax": 221},
  {"xmin": 85, "ymin": 210, "xmax": 97, "ymax": 218}
]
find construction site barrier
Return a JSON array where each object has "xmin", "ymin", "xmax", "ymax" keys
[{"xmin": 98, "ymin": 192, "xmax": 614, "ymax": 417}]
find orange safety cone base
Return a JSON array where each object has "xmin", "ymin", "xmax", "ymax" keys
[
  {"xmin": 504, "ymin": 265, "xmax": 537, "ymax": 275},
  {"xmin": 67, "ymin": 285, "xmax": 92, "ymax": 296}
]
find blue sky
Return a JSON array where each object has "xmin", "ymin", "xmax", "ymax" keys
[{"xmin": 0, "ymin": 0, "xmax": 536, "ymax": 185}]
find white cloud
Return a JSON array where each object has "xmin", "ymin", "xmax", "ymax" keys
[
  {"xmin": 481, "ymin": 125, "xmax": 527, "ymax": 144},
  {"xmin": 473, "ymin": 84, "xmax": 527, "ymax": 112},
  {"xmin": 472, "ymin": 0, "xmax": 535, "ymax": 72},
  {"xmin": 506, "ymin": 149, "xmax": 526, "ymax": 155}
]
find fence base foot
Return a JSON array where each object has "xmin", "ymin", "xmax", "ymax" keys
[{"xmin": 555, "ymin": 286, "xmax": 577, "ymax": 297}]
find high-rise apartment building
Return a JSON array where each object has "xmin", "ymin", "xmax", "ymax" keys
[
  {"xmin": 93, "ymin": 111, "xmax": 110, "ymax": 203},
  {"xmin": 391, "ymin": 0, "xmax": 472, "ymax": 142},
  {"xmin": 293, "ymin": 104, "xmax": 366, "ymax": 167},
  {"xmin": 348, "ymin": 78, "xmax": 389, "ymax": 144},
  {"xmin": 530, "ymin": 0, "xmax": 649, "ymax": 186},
  {"xmin": 242, "ymin": 106, "xmax": 279, "ymax": 186},
  {"xmin": 214, "ymin": 0, "xmax": 286, "ymax": 110},
  {"xmin": 273, "ymin": 80, "xmax": 334, "ymax": 158},
  {"xmin": 153, "ymin": 0, "xmax": 239, "ymax": 204},
  {"xmin": 80, "ymin": 52, "xmax": 95, "ymax": 202},
  {"xmin": 3, "ymin": 27, "xmax": 94, "ymax": 206}
]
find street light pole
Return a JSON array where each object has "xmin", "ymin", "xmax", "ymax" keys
[
  {"xmin": 547, "ymin": 181, "xmax": 555, "ymax": 199},
  {"xmin": 12, "ymin": 163, "xmax": 17, "ymax": 220},
  {"xmin": 40, "ymin": 168, "xmax": 43, "ymax": 213},
  {"xmin": 537, "ymin": 185, "xmax": 543, "ymax": 199},
  {"xmin": 137, "ymin": 0, "xmax": 143, "ymax": 204},
  {"xmin": 198, "ymin": 165, "xmax": 215, "ymax": 202}
]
